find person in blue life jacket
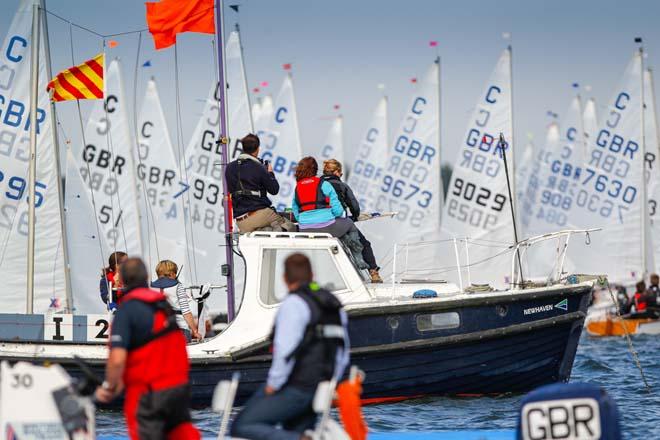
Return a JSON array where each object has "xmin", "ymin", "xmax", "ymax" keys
[
  {"xmin": 320, "ymin": 159, "xmax": 382, "ymax": 283},
  {"xmin": 230, "ymin": 253, "xmax": 350, "ymax": 440},
  {"xmin": 99, "ymin": 251, "xmax": 127, "ymax": 311},
  {"xmin": 225, "ymin": 134, "xmax": 296, "ymax": 233},
  {"xmin": 151, "ymin": 260, "xmax": 201, "ymax": 342}
]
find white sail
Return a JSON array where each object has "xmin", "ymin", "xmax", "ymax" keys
[
  {"xmin": 136, "ymin": 79, "xmax": 188, "ymax": 277},
  {"xmin": 73, "ymin": 59, "xmax": 142, "ymax": 257},
  {"xmin": 256, "ymin": 74, "xmax": 302, "ymax": 211},
  {"xmin": 526, "ymin": 96, "xmax": 586, "ymax": 238},
  {"xmin": 348, "ymin": 96, "xmax": 389, "ymax": 212},
  {"xmin": 520, "ymin": 123, "xmax": 560, "ymax": 236},
  {"xmin": 318, "ymin": 115, "xmax": 344, "ymax": 164},
  {"xmin": 226, "ymin": 30, "xmax": 254, "ymax": 159},
  {"xmin": 0, "ymin": 0, "xmax": 66, "ymax": 313},
  {"xmin": 564, "ymin": 52, "xmax": 646, "ymax": 282},
  {"xmin": 583, "ymin": 97, "xmax": 599, "ymax": 154},
  {"xmin": 181, "ymin": 83, "xmax": 228, "ymax": 311},
  {"xmin": 254, "ymin": 95, "xmax": 273, "ymax": 133},
  {"xmin": 516, "ymin": 138, "xmax": 534, "ymax": 225},
  {"xmin": 374, "ymin": 60, "xmax": 441, "ymax": 238},
  {"xmin": 251, "ymin": 99, "xmax": 262, "ymax": 128},
  {"xmin": 64, "ymin": 149, "xmax": 106, "ymax": 314},
  {"xmin": 441, "ymin": 48, "xmax": 514, "ymax": 287},
  {"xmin": 644, "ymin": 69, "xmax": 660, "ymax": 274}
]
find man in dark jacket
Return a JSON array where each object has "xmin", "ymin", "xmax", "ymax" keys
[
  {"xmin": 225, "ymin": 134, "xmax": 295, "ymax": 232},
  {"xmin": 321, "ymin": 159, "xmax": 382, "ymax": 283},
  {"xmin": 231, "ymin": 253, "xmax": 350, "ymax": 440}
]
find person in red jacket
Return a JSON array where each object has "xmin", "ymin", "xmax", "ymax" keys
[
  {"xmin": 95, "ymin": 258, "xmax": 200, "ymax": 440},
  {"xmin": 99, "ymin": 251, "xmax": 127, "ymax": 311},
  {"xmin": 632, "ymin": 280, "xmax": 648, "ymax": 313}
]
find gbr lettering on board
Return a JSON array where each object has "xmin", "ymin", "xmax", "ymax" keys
[
  {"xmin": 376, "ymin": 96, "xmax": 435, "ymax": 228},
  {"xmin": 446, "ymin": 84, "xmax": 508, "ymax": 232},
  {"xmin": 550, "ymin": 92, "xmax": 639, "ymax": 224},
  {"xmin": 257, "ymin": 104, "xmax": 297, "ymax": 211},
  {"xmin": 0, "ymin": 34, "xmax": 48, "ymax": 237},
  {"xmin": 184, "ymin": 82, "xmax": 224, "ymax": 232}
]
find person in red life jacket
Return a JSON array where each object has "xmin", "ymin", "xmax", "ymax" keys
[
  {"xmin": 231, "ymin": 253, "xmax": 350, "ymax": 440},
  {"xmin": 631, "ymin": 280, "xmax": 648, "ymax": 313},
  {"xmin": 99, "ymin": 251, "xmax": 127, "ymax": 311},
  {"xmin": 95, "ymin": 258, "xmax": 200, "ymax": 440}
]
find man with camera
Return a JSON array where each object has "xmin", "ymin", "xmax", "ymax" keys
[{"xmin": 226, "ymin": 134, "xmax": 295, "ymax": 232}]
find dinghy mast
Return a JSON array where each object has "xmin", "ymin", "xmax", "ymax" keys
[
  {"xmin": 214, "ymin": 0, "xmax": 237, "ymax": 321},
  {"xmin": 638, "ymin": 38, "xmax": 649, "ymax": 278},
  {"xmin": 26, "ymin": 2, "xmax": 40, "ymax": 312},
  {"xmin": 41, "ymin": 0, "xmax": 73, "ymax": 311}
]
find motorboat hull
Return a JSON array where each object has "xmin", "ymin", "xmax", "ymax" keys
[{"xmin": 0, "ymin": 283, "xmax": 592, "ymax": 406}]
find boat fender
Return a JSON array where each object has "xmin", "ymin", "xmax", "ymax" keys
[
  {"xmin": 516, "ymin": 382, "xmax": 621, "ymax": 440},
  {"xmin": 412, "ymin": 289, "xmax": 437, "ymax": 298}
]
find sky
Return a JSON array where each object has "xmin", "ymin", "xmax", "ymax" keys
[{"xmin": 3, "ymin": 0, "xmax": 660, "ymax": 166}]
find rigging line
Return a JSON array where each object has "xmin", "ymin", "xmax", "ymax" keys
[
  {"xmin": 173, "ymin": 42, "xmax": 199, "ymax": 283},
  {"xmin": 603, "ymin": 279, "xmax": 651, "ymax": 392},
  {"xmin": 130, "ymin": 31, "xmax": 160, "ymax": 269},
  {"xmin": 42, "ymin": 8, "xmax": 147, "ymax": 39},
  {"xmin": 66, "ymin": 24, "xmax": 109, "ymax": 287},
  {"xmin": 100, "ymin": 38, "xmax": 131, "ymax": 255}
]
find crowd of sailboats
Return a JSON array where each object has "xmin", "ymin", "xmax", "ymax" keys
[{"xmin": 1, "ymin": 0, "xmax": 659, "ymax": 326}]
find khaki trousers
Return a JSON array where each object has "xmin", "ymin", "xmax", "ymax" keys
[{"xmin": 236, "ymin": 208, "xmax": 295, "ymax": 233}]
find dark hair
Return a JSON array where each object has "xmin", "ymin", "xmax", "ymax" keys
[
  {"xmin": 241, "ymin": 134, "xmax": 260, "ymax": 154},
  {"xmin": 295, "ymin": 157, "xmax": 318, "ymax": 181},
  {"xmin": 636, "ymin": 280, "xmax": 646, "ymax": 293},
  {"xmin": 104, "ymin": 251, "xmax": 127, "ymax": 276},
  {"xmin": 284, "ymin": 253, "xmax": 313, "ymax": 285},
  {"xmin": 120, "ymin": 258, "xmax": 149, "ymax": 292},
  {"xmin": 651, "ymin": 273, "xmax": 659, "ymax": 283}
]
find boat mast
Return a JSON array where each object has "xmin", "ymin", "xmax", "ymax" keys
[
  {"xmin": 26, "ymin": 3, "xmax": 41, "ymax": 313},
  {"xmin": 214, "ymin": 0, "xmax": 236, "ymax": 321},
  {"xmin": 638, "ymin": 38, "xmax": 648, "ymax": 278},
  {"xmin": 436, "ymin": 55, "xmax": 443, "ymax": 217},
  {"xmin": 42, "ymin": 0, "xmax": 73, "ymax": 312}
]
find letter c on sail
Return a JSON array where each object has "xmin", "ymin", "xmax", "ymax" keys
[
  {"xmin": 6, "ymin": 36, "xmax": 27, "ymax": 63},
  {"xmin": 485, "ymin": 86, "xmax": 501, "ymax": 104},
  {"xmin": 275, "ymin": 107, "xmax": 288, "ymax": 123}
]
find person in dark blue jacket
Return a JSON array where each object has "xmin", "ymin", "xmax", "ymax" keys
[{"xmin": 225, "ymin": 134, "xmax": 295, "ymax": 233}]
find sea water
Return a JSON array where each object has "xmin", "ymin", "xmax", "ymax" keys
[{"xmin": 96, "ymin": 335, "xmax": 660, "ymax": 439}]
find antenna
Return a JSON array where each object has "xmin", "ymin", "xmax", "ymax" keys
[{"xmin": 499, "ymin": 133, "xmax": 524, "ymax": 287}]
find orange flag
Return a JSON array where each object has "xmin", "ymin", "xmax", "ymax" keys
[
  {"xmin": 145, "ymin": 0, "xmax": 215, "ymax": 50},
  {"xmin": 47, "ymin": 53, "xmax": 104, "ymax": 102}
]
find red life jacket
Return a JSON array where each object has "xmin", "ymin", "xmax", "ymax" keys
[
  {"xmin": 118, "ymin": 288, "xmax": 190, "ymax": 392},
  {"xmin": 295, "ymin": 176, "xmax": 330, "ymax": 212},
  {"xmin": 634, "ymin": 291, "xmax": 647, "ymax": 312}
]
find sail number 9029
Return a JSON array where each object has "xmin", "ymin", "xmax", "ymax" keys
[{"xmin": 451, "ymin": 178, "xmax": 506, "ymax": 212}]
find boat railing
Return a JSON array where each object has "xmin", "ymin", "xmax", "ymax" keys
[
  {"xmin": 386, "ymin": 228, "xmax": 600, "ymax": 293},
  {"xmin": 509, "ymin": 228, "xmax": 601, "ymax": 290}
]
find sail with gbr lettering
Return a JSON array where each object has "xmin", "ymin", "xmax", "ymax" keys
[
  {"xmin": 0, "ymin": 0, "xmax": 66, "ymax": 312},
  {"xmin": 348, "ymin": 96, "xmax": 389, "ymax": 213},
  {"xmin": 226, "ymin": 30, "xmax": 254, "ymax": 160},
  {"xmin": 441, "ymin": 48, "xmax": 514, "ymax": 288},
  {"xmin": 64, "ymin": 149, "xmax": 107, "ymax": 314},
  {"xmin": 643, "ymin": 69, "xmax": 660, "ymax": 274},
  {"xmin": 182, "ymin": 82, "xmax": 228, "ymax": 310},
  {"xmin": 565, "ymin": 52, "xmax": 648, "ymax": 282},
  {"xmin": 256, "ymin": 73, "xmax": 302, "ymax": 211},
  {"xmin": 74, "ymin": 59, "xmax": 142, "ymax": 257},
  {"xmin": 375, "ymin": 60, "xmax": 441, "ymax": 239},
  {"xmin": 136, "ymin": 79, "xmax": 188, "ymax": 277},
  {"xmin": 318, "ymin": 115, "xmax": 344, "ymax": 164}
]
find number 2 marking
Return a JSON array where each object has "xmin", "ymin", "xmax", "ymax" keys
[{"xmin": 95, "ymin": 319, "xmax": 109, "ymax": 339}]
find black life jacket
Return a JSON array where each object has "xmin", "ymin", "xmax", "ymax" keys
[
  {"xmin": 272, "ymin": 284, "xmax": 345, "ymax": 391},
  {"xmin": 231, "ymin": 158, "xmax": 267, "ymax": 200},
  {"xmin": 294, "ymin": 177, "xmax": 330, "ymax": 212}
]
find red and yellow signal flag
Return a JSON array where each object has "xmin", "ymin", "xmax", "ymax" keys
[{"xmin": 47, "ymin": 53, "xmax": 104, "ymax": 102}]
